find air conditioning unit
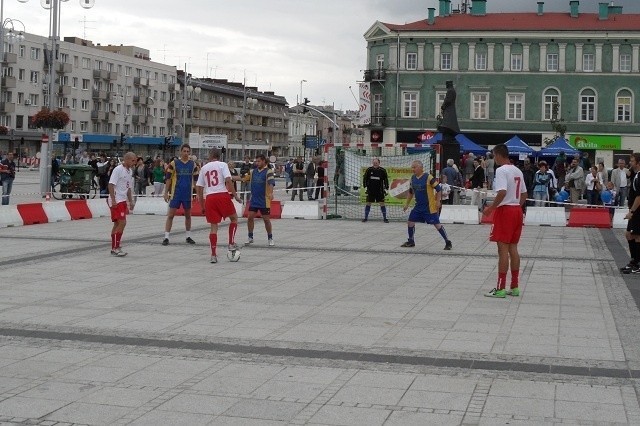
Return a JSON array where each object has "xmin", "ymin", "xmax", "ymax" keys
[{"xmin": 25, "ymin": 100, "xmax": 31, "ymax": 105}]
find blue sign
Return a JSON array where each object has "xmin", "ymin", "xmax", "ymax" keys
[{"xmin": 304, "ymin": 136, "xmax": 319, "ymax": 149}]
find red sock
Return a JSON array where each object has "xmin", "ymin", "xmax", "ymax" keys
[
  {"xmin": 111, "ymin": 233, "xmax": 116, "ymax": 250},
  {"xmin": 115, "ymin": 232, "xmax": 123, "ymax": 248},
  {"xmin": 511, "ymin": 270, "xmax": 519, "ymax": 288},
  {"xmin": 497, "ymin": 272, "xmax": 507, "ymax": 290},
  {"xmin": 229, "ymin": 223, "xmax": 237, "ymax": 245},
  {"xmin": 209, "ymin": 233, "xmax": 217, "ymax": 255}
]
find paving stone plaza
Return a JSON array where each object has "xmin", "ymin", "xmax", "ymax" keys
[{"xmin": 0, "ymin": 172, "xmax": 639, "ymax": 425}]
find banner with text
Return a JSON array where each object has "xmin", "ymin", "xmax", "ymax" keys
[{"xmin": 358, "ymin": 82, "xmax": 371, "ymax": 125}]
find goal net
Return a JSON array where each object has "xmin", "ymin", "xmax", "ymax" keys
[{"xmin": 325, "ymin": 145, "xmax": 435, "ymax": 221}]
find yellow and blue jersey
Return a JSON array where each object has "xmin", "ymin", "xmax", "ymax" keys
[
  {"xmin": 409, "ymin": 173, "xmax": 441, "ymax": 214},
  {"xmin": 244, "ymin": 166, "xmax": 275, "ymax": 208},
  {"xmin": 167, "ymin": 159, "xmax": 198, "ymax": 201}
]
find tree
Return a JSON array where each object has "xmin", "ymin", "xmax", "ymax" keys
[
  {"xmin": 548, "ymin": 100, "xmax": 567, "ymax": 146},
  {"xmin": 0, "ymin": 126, "xmax": 8, "ymax": 135},
  {"xmin": 31, "ymin": 108, "xmax": 70, "ymax": 130}
]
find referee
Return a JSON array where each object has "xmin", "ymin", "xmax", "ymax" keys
[{"xmin": 362, "ymin": 158, "xmax": 390, "ymax": 223}]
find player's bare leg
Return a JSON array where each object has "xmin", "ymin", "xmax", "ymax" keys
[
  {"xmin": 263, "ymin": 215, "xmax": 274, "ymax": 246},
  {"xmin": 209, "ymin": 223, "xmax": 219, "ymax": 263},
  {"xmin": 184, "ymin": 208, "xmax": 194, "ymax": 244},
  {"xmin": 245, "ymin": 211, "xmax": 255, "ymax": 245},
  {"xmin": 163, "ymin": 208, "xmax": 177, "ymax": 245}
]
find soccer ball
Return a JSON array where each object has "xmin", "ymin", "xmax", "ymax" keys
[{"xmin": 226, "ymin": 249, "xmax": 241, "ymax": 262}]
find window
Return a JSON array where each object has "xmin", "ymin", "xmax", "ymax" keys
[
  {"xmin": 579, "ymin": 89, "xmax": 596, "ymax": 122},
  {"xmin": 546, "ymin": 53, "xmax": 558, "ymax": 71},
  {"xmin": 71, "ymin": 98, "xmax": 77, "ymax": 109},
  {"xmin": 18, "ymin": 69, "xmax": 25, "ymax": 81},
  {"xmin": 17, "ymin": 92, "xmax": 24, "ymax": 104},
  {"xmin": 80, "ymin": 121, "xmax": 88, "ymax": 132},
  {"xmin": 82, "ymin": 57, "xmax": 90, "ymax": 69},
  {"xmin": 620, "ymin": 54, "xmax": 631, "ymax": 72},
  {"xmin": 406, "ymin": 53, "xmax": 417, "ymax": 70},
  {"xmin": 107, "ymin": 63, "xmax": 114, "ymax": 72},
  {"xmin": 60, "ymin": 53, "xmax": 68, "ymax": 63},
  {"xmin": 94, "ymin": 60, "xmax": 102, "ymax": 70},
  {"xmin": 161, "ymin": 73, "xmax": 167, "ymax": 83},
  {"xmin": 125, "ymin": 66, "xmax": 132, "ymax": 76},
  {"xmin": 160, "ymin": 91, "xmax": 167, "ymax": 101},
  {"xmin": 160, "ymin": 108, "xmax": 166, "ymax": 118},
  {"xmin": 506, "ymin": 93, "xmax": 524, "ymax": 120},
  {"xmin": 376, "ymin": 54, "xmax": 384, "ymax": 70},
  {"xmin": 159, "ymin": 126, "xmax": 165, "ymax": 136},
  {"xmin": 471, "ymin": 93, "xmax": 489, "ymax": 119},
  {"xmin": 19, "ymin": 45, "xmax": 24, "ymax": 58},
  {"xmin": 29, "ymin": 94, "xmax": 38, "ymax": 106},
  {"xmin": 583, "ymin": 54, "xmax": 594, "ymax": 72},
  {"xmin": 475, "ymin": 52, "xmax": 487, "ymax": 70},
  {"xmin": 92, "ymin": 123, "xmax": 99, "ymax": 133},
  {"xmin": 81, "ymin": 100, "xmax": 89, "ymax": 110},
  {"xmin": 82, "ymin": 79, "xmax": 90, "ymax": 90},
  {"xmin": 435, "ymin": 91, "xmax": 446, "ymax": 118},
  {"xmin": 73, "ymin": 56, "xmax": 79, "ymax": 67},
  {"xmin": 402, "ymin": 91, "xmax": 419, "ymax": 118},
  {"xmin": 30, "ymin": 47, "xmax": 39, "ymax": 60},
  {"xmin": 29, "ymin": 71, "xmax": 38, "ymax": 83},
  {"xmin": 441, "ymin": 53, "xmax": 451, "ymax": 70},
  {"xmin": 511, "ymin": 53, "xmax": 522, "ymax": 71},
  {"xmin": 543, "ymin": 89, "xmax": 560, "ymax": 121},
  {"xmin": 616, "ymin": 90, "xmax": 632, "ymax": 122},
  {"xmin": 72, "ymin": 77, "xmax": 78, "ymax": 88}
]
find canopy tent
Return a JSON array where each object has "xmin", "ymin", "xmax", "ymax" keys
[
  {"xmin": 504, "ymin": 135, "xmax": 535, "ymax": 155},
  {"xmin": 406, "ymin": 133, "xmax": 487, "ymax": 156},
  {"xmin": 536, "ymin": 138, "xmax": 580, "ymax": 157}
]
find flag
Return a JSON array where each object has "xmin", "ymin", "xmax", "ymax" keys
[{"xmin": 358, "ymin": 82, "xmax": 371, "ymax": 125}]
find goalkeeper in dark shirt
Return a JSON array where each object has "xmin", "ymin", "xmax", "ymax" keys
[{"xmin": 362, "ymin": 158, "xmax": 390, "ymax": 223}]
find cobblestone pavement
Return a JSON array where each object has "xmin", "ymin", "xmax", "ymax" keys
[{"xmin": 0, "ymin": 195, "xmax": 639, "ymax": 424}]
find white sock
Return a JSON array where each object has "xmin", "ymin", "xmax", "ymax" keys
[
  {"xmin": 186, "ymin": 231, "xmax": 191, "ymax": 238},
  {"xmin": 164, "ymin": 232, "xmax": 170, "ymax": 239}
]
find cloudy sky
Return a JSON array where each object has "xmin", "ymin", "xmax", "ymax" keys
[{"xmin": 3, "ymin": 0, "xmax": 638, "ymax": 111}]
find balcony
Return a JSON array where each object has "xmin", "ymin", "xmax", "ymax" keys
[
  {"xmin": 90, "ymin": 110, "xmax": 108, "ymax": 121},
  {"xmin": 132, "ymin": 114, "xmax": 147, "ymax": 124},
  {"xmin": 1, "ymin": 76, "xmax": 16, "ymax": 88},
  {"xmin": 363, "ymin": 69, "xmax": 386, "ymax": 82},
  {"xmin": 133, "ymin": 95, "xmax": 149, "ymax": 105},
  {"xmin": 92, "ymin": 89, "xmax": 107, "ymax": 99},
  {"xmin": 93, "ymin": 69, "xmax": 108, "ymax": 79},
  {"xmin": 134, "ymin": 77, "xmax": 148, "ymax": 86},
  {"xmin": 167, "ymin": 118, "xmax": 174, "ymax": 127},
  {"xmin": 2, "ymin": 52, "xmax": 17, "ymax": 64},
  {"xmin": 108, "ymin": 71, "xmax": 118, "ymax": 80},
  {"xmin": 168, "ymin": 100, "xmax": 175, "ymax": 108},
  {"xmin": 0, "ymin": 102, "xmax": 15, "ymax": 113},
  {"xmin": 57, "ymin": 63, "xmax": 72, "ymax": 73},
  {"xmin": 58, "ymin": 85, "xmax": 71, "ymax": 96},
  {"xmin": 370, "ymin": 115, "xmax": 386, "ymax": 127},
  {"xmin": 59, "ymin": 106, "xmax": 71, "ymax": 116},
  {"xmin": 168, "ymin": 83, "xmax": 178, "ymax": 92}
]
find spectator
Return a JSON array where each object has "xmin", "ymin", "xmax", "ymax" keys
[
  {"xmin": 611, "ymin": 159, "xmax": 630, "ymax": 207},
  {"xmin": 0, "ymin": 152, "xmax": 16, "ymax": 205},
  {"xmin": 284, "ymin": 158, "xmax": 293, "ymax": 193},
  {"xmin": 314, "ymin": 160, "xmax": 325, "ymax": 200},
  {"xmin": 485, "ymin": 152, "xmax": 495, "ymax": 189},
  {"xmin": 239, "ymin": 156, "xmax": 252, "ymax": 201},
  {"xmin": 533, "ymin": 161, "xmax": 552, "ymax": 207},
  {"xmin": 470, "ymin": 158, "xmax": 485, "ymax": 189},
  {"xmin": 584, "ymin": 166, "xmax": 602, "ymax": 207},
  {"xmin": 133, "ymin": 156, "xmax": 150, "ymax": 197},
  {"xmin": 305, "ymin": 157, "xmax": 317, "ymax": 200},
  {"xmin": 151, "ymin": 158, "xmax": 166, "ymax": 197},
  {"xmin": 565, "ymin": 157, "xmax": 585, "ymax": 204},
  {"xmin": 290, "ymin": 156, "xmax": 305, "ymax": 201}
]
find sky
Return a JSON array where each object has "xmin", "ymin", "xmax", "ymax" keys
[{"xmin": 2, "ymin": 0, "xmax": 639, "ymax": 112}]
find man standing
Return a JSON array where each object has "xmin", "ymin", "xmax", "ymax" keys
[
  {"xmin": 0, "ymin": 152, "xmax": 16, "ymax": 205},
  {"xmin": 284, "ymin": 158, "xmax": 293, "ymax": 193},
  {"xmin": 401, "ymin": 160, "xmax": 452, "ymax": 250},
  {"xmin": 482, "ymin": 144, "xmax": 528, "ymax": 298},
  {"xmin": 305, "ymin": 157, "xmax": 317, "ymax": 200},
  {"xmin": 290, "ymin": 156, "xmax": 305, "ymax": 201},
  {"xmin": 621, "ymin": 153, "xmax": 640, "ymax": 274},
  {"xmin": 162, "ymin": 144, "xmax": 199, "ymax": 246},
  {"xmin": 470, "ymin": 158, "xmax": 485, "ymax": 189},
  {"xmin": 108, "ymin": 152, "xmax": 136, "ymax": 257},
  {"xmin": 611, "ymin": 159, "xmax": 629, "ymax": 207},
  {"xmin": 239, "ymin": 156, "xmax": 253, "ymax": 201},
  {"xmin": 565, "ymin": 157, "xmax": 585, "ymax": 204},
  {"xmin": 196, "ymin": 148, "xmax": 241, "ymax": 263},
  {"xmin": 243, "ymin": 154, "xmax": 276, "ymax": 247},
  {"xmin": 362, "ymin": 158, "xmax": 389, "ymax": 223},
  {"xmin": 441, "ymin": 159, "xmax": 461, "ymax": 205}
]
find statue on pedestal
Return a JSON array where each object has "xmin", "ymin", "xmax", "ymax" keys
[{"xmin": 437, "ymin": 80, "xmax": 460, "ymax": 144}]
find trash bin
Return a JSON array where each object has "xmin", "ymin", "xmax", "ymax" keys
[{"xmin": 55, "ymin": 164, "xmax": 96, "ymax": 199}]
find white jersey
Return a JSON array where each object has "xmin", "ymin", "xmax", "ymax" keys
[
  {"xmin": 494, "ymin": 164, "xmax": 527, "ymax": 206},
  {"xmin": 108, "ymin": 164, "xmax": 133, "ymax": 203},
  {"xmin": 196, "ymin": 160, "xmax": 231, "ymax": 196}
]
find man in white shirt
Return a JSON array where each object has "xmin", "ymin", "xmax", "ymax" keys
[
  {"xmin": 611, "ymin": 159, "xmax": 629, "ymax": 207},
  {"xmin": 196, "ymin": 148, "xmax": 242, "ymax": 263},
  {"xmin": 482, "ymin": 144, "xmax": 528, "ymax": 298},
  {"xmin": 108, "ymin": 152, "xmax": 136, "ymax": 257}
]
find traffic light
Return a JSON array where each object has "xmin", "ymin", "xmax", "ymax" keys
[
  {"xmin": 163, "ymin": 136, "xmax": 171, "ymax": 149},
  {"xmin": 120, "ymin": 132, "xmax": 126, "ymax": 146},
  {"xmin": 112, "ymin": 139, "xmax": 117, "ymax": 149},
  {"xmin": 20, "ymin": 137, "xmax": 24, "ymax": 146},
  {"xmin": 302, "ymin": 97, "xmax": 310, "ymax": 114},
  {"xmin": 302, "ymin": 133, "xmax": 307, "ymax": 148}
]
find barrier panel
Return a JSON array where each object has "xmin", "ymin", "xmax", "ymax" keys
[
  {"xmin": 567, "ymin": 207, "xmax": 611, "ymax": 228},
  {"xmin": 16, "ymin": 203, "xmax": 48, "ymax": 225},
  {"xmin": 612, "ymin": 208, "xmax": 629, "ymax": 229},
  {"xmin": 0, "ymin": 205, "xmax": 23, "ymax": 227},
  {"xmin": 42, "ymin": 202, "xmax": 72, "ymax": 222},
  {"xmin": 280, "ymin": 201, "xmax": 320, "ymax": 220},
  {"xmin": 87, "ymin": 198, "xmax": 110, "ymax": 218},
  {"xmin": 439, "ymin": 205, "xmax": 480, "ymax": 224},
  {"xmin": 133, "ymin": 197, "xmax": 168, "ymax": 216},
  {"xmin": 524, "ymin": 207, "xmax": 566, "ymax": 227},
  {"xmin": 65, "ymin": 200, "xmax": 93, "ymax": 220}
]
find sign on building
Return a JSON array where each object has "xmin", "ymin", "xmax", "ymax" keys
[{"xmin": 189, "ymin": 133, "xmax": 228, "ymax": 149}]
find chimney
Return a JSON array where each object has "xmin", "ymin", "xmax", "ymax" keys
[
  {"xmin": 445, "ymin": 0, "xmax": 451, "ymax": 16},
  {"xmin": 569, "ymin": 0, "xmax": 579, "ymax": 18},
  {"xmin": 470, "ymin": 0, "xmax": 486, "ymax": 16},
  {"xmin": 599, "ymin": 2, "xmax": 609, "ymax": 19},
  {"xmin": 438, "ymin": 0, "xmax": 447, "ymax": 16},
  {"xmin": 537, "ymin": 2, "xmax": 544, "ymax": 15},
  {"xmin": 608, "ymin": 4, "xmax": 623, "ymax": 15},
  {"xmin": 428, "ymin": 7, "xmax": 436, "ymax": 24}
]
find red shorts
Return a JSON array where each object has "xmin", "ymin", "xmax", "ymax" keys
[
  {"xmin": 489, "ymin": 205, "xmax": 523, "ymax": 244},
  {"xmin": 205, "ymin": 193, "xmax": 236, "ymax": 224},
  {"xmin": 110, "ymin": 201, "xmax": 128, "ymax": 222}
]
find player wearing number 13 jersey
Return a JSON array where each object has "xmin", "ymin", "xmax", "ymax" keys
[
  {"xmin": 196, "ymin": 148, "xmax": 241, "ymax": 263},
  {"xmin": 483, "ymin": 144, "xmax": 528, "ymax": 298}
]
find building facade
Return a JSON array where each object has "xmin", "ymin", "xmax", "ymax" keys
[{"xmin": 363, "ymin": 0, "xmax": 640, "ymax": 165}]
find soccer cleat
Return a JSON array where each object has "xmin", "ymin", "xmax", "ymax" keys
[
  {"xmin": 383, "ymin": 218, "xmax": 389, "ymax": 223},
  {"xmin": 110, "ymin": 248, "xmax": 127, "ymax": 257},
  {"xmin": 186, "ymin": 237, "xmax": 196, "ymax": 245},
  {"xmin": 621, "ymin": 262, "xmax": 637, "ymax": 274},
  {"xmin": 361, "ymin": 218, "xmax": 368, "ymax": 222},
  {"xmin": 632, "ymin": 266, "xmax": 640, "ymax": 274},
  {"xmin": 245, "ymin": 238, "xmax": 254, "ymax": 246},
  {"xmin": 401, "ymin": 241, "xmax": 415, "ymax": 247},
  {"xmin": 161, "ymin": 238, "xmax": 169, "ymax": 246},
  {"xmin": 268, "ymin": 239, "xmax": 275, "ymax": 247},
  {"xmin": 506, "ymin": 288, "xmax": 520, "ymax": 297},
  {"xmin": 484, "ymin": 288, "xmax": 506, "ymax": 298},
  {"xmin": 228, "ymin": 243, "xmax": 239, "ymax": 251},
  {"xmin": 210, "ymin": 255, "xmax": 218, "ymax": 264},
  {"xmin": 444, "ymin": 240, "xmax": 452, "ymax": 250}
]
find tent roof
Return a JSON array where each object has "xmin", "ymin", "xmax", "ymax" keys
[
  {"xmin": 455, "ymin": 134, "xmax": 488, "ymax": 156},
  {"xmin": 505, "ymin": 135, "xmax": 535, "ymax": 154},
  {"xmin": 537, "ymin": 138, "xmax": 580, "ymax": 157}
]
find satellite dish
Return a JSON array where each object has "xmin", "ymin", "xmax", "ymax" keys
[
  {"xmin": 40, "ymin": 0, "xmax": 51, "ymax": 9},
  {"xmin": 80, "ymin": 0, "xmax": 95, "ymax": 9},
  {"xmin": 147, "ymin": 97, "xmax": 154, "ymax": 105}
]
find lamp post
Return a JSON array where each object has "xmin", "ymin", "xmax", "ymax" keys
[
  {"xmin": 17, "ymin": 0, "xmax": 95, "ymax": 195},
  {"xmin": 240, "ymin": 78, "xmax": 257, "ymax": 160},
  {"xmin": 0, "ymin": 9, "xmax": 25, "ymax": 155},
  {"xmin": 179, "ymin": 69, "xmax": 201, "ymax": 144}
]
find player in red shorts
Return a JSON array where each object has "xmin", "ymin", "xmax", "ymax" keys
[
  {"xmin": 196, "ymin": 148, "xmax": 242, "ymax": 263},
  {"xmin": 108, "ymin": 152, "xmax": 137, "ymax": 257},
  {"xmin": 482, "ymin": 144, "xmax": 527, "ymax": 298}
]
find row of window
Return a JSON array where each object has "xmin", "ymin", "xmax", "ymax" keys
[{"xmin": 388, "ymin": 89, "xmax": 634, "ymax": 122}]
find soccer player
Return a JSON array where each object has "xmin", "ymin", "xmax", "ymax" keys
[
  {"xmin": 362, "ymin": 158, "xmax": 390, "ymax": 223},
  {"xmin": 401, "ymin": 160, "xmax": 452, "ymax": 250},
  {"xmin": 482, "ymin": 143, "xmax": 528, "ymax": 298},
  {"xmin": 621, "ymin": 153, "xmax": 640, "ymax": 274},
  {"xmin": 162, "ymin": 144, "xmax": 199, "ymax": 245},
  {"xmin": 196, "ymin": 148, "xmax": 241, "ymax": 264},
  {"xmin": 242, "ymin": 154, "xmax": 276, "ymax": 247},
  {"xmin": 108, "ymin": 152, "xmax": 136, "ymax": 257}
]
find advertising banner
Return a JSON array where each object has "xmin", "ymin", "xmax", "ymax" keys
[
  {"xmin": 358, "ymin": 82, "xmax": 371, "ymax": 125},
  {"xmin": 358, "ymin": 166, "xmax": 414, "ymax": 206},
  {"xmin": 570, "ymin": 134, "xmax": 621, "ymax": 150}
]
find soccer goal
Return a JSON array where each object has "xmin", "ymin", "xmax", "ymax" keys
[{"xmin": 323, "ymin": 144, "xmax": 436, "ymax": 221}]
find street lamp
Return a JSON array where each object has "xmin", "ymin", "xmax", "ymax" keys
[
  {"xmin": 179, "ymin": 72, "xmax": 201, "ymax": 142},
  {"xmin": 0, "ymin": 8, "xmax": 25, "ymax": 156},
  {"xmin": 16, "ymin": 0, "xmax": 96, "ymax": 195},
  {"xmin": 240, "ymin": 84, "xmax": 257, "ymax": 160}
]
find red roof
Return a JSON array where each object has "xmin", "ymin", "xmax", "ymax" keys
[{"xmin": 382, "ymin": 13, "xmax": 640, "ymax": 32}]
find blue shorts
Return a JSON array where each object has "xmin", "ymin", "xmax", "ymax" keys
[
  {"xmin": 408, "ymin": 209, "xmax": 440, "ymax": 225},
  {"xmin": 169, "ymin": 198, "xmax": 192, "ymax": 210}
]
